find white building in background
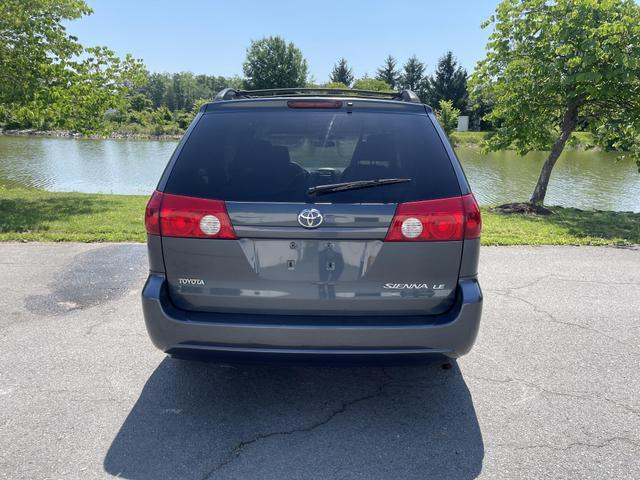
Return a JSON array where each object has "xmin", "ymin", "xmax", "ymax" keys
[{"xmin": 457, "ymin": 116, "xmax": 469, "ymax": 132}]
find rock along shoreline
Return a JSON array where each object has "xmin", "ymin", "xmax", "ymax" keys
[{"xmin": 0, "ymin": 129, "xmax": 182, "ymax": 141}]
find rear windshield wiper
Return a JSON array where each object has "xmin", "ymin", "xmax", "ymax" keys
[{"xmin": 307, "ymin": 178, "xmax": 412, "ymax": 196}]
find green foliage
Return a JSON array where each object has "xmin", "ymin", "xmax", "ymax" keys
[
  {"xmin": 0, "ymin": 1, "xmax": 149, "ymax": 134},
  {"xmin": 190, "ymin": 98, "xmax": 210, "ymax": 115},
  {"xmin": 0, "ymin": 0, "xmax": 242, "ymax": 136},
  {"xmin": 57, "ymin": 47, "xmax": 148, "ymax": 133},
  {"xmin": 435, "ymin": 100, "xmax": 460, "ymax": 137},
  {"xmin": 323, "ymin": 82, "xmax": 349, "ymax": 89},
  {"xmin": 375, "ymin": 55, "xmax": 399, "ymax": 89},
  {"xmin": 352, "ymin": 78, "xmax": 392, "ymax": 91},
  {"xmin": 425, "ymin": 52, "xmax": 468, "ymax": 113},
  {"xmin": 471, "ymin": 0, "xmax": 640, "ymax": 162},
  {"xmin": 0, "ymin": 0, "xmax": 92, "ymax": 105},
  {"xmin": 329, "ymin": 58, "xmax": 354, "ymax": 86},
  {"xmin": 243, "ymin": 36, "xmax": 308, "ymax": 89},
  {"xmin": 143, "ymin": 72, "xmax": 234, "ymax": 110},
  {"xmin": 129, "ymin": 93, "xmax": 152, "ymax": 112},
  {"xmin": 468, "ymin": 84, "xmax": 496, "ymax": 131}
]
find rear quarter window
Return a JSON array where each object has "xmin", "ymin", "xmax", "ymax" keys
[{"xmin": 164, "ymin": 109, "xmax": 461, "ymax": 203}]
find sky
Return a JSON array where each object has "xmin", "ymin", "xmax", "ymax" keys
[{"xmin": 66, "ymin": 0, "xmax": 500, "ymax": 81}]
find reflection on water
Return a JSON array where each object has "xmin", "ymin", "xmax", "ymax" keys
[
  {"xmin": 0, "ymin": 136, "xmax": 177, "ymax": 195},
  {"xmin": 0, "ymin": 135, "xmax": 639, "ymax": 212}
]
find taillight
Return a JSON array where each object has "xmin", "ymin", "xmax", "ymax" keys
[
  {"xmin": 145, "ymin": 190, "xmax": 162, "ymax": 235},
  {"xmin": 385, "ymin": 194, "xmax": 481, "ymax": 242},
  {"xmin": 462, "ymin": 193, "xmax": 482, "ymax": 239},
  {"xmin": 145, "ymin": 191, "xmax": 236, "ymax": 239}
]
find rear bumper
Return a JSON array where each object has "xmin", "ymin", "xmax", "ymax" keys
[{"xmin": 141, "ymin": 275, "xmax": 482, "ymax": 360}]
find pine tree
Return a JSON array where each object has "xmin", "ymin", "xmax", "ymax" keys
[
  {"xmin": 426, "ymin": 51, "xmax": 468, "ymax": 112},
  {"xmin": 375, "ymin": 55, "xmax": 399, "ymax": 89},
  {"xmin": 399, "ymin": 55, "xmax": 428, "ymax": 101},
  {"xmin": 329, "ymin": 58, "xmax": 354, "ymax": 87}
]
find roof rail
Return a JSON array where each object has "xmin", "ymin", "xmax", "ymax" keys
[{"xmin": 213, "ymin": 87, "xmax": 422, "ymax": 103}]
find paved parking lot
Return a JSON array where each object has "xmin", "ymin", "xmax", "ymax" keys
[{"xmin": 0, "ymin": 243, "xmax": 638, "ymax": 479}]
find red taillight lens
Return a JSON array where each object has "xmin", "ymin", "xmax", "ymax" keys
[
  {"xmin": 287, "ymin": 100, "xmax": 342, "ymax": 109},
  {"xmin": 462, "ymin": 193, "xmax": 482, "ymax": 239},
  {"xmin": 145, "ymin": 190, "xmax": 162, "ymax": 235},
  {"xmin": 385, "ymin": 194, "xmax": 481, "ymax": 242},
  {"xmin": 150, "ymin": 192, "xmax": 236, "ymax": 239}
]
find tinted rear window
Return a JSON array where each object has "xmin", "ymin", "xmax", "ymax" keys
[{"xmin": 164, "ymin": 110, "xmax": 461, "ymax": 203}]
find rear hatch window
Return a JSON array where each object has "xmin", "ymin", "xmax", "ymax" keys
[{"xmin": 164, "ymin": 110, "xmax": 460, "ymax": 203}]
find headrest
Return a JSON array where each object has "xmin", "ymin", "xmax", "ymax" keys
[
  {"xmin": 351, "ymin": 134, "xmax": 396, "ymax": 166},
  {"xmin": 232, "ymin": 140, "xmax": 292, "ymax": 173}
]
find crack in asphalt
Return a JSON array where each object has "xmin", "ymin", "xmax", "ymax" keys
[
  {"xmin": 553, "ymin": 277, "xmax": 640, "ymax": 288},
  {"xmin": 199, "ymin": 370, "xmax": 452, "ymax": 479},
  {"xmin": 490, "ymin": 275, "xmax": 554, "ymax": 294},
  {"xmin": 199, "ymin": 384, "xmax": 389, "ymax": 479},
  {"xmin": 487, "ymin": 273, "xmax": 640, "ymax": 296},
  {"xmin": 83, "ymin": 308, "xmax": 121, "ymax": 336},
  {"xmin": 492, "ymin": 289, "xmax": 640, "ymax": 353},
  {"xmin": 465, "ymin": 373, "xmax": 640, "ymax": 418}
]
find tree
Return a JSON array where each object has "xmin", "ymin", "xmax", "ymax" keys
[
  {"xmin": 243, "ymin": 36, "xmax": 308, "ymax": 89},
  {"xmin": 53, "ymin": 47, "xmax": 147, "ymax": 133},
  {"xmin": 329, "ymin": 58, "xmax": 354, "ymax": 86},
  {"xmin": 435, "ymin": 100, "xmax": 461, "ymax": 137},
  {"xmin": 128, "ymin": 93, "xmax": 152, "ymax": 112},
  {"xmin": 426, "ymin": 51, "xmax": 468, "ymax": 113},
  {"xmin": 376, "ymin": 55, "xmax": 399, "ymax": 89},
  {"xmin": 399, "ymin": 55, "xmax": 427, "ymax": 100},
  {"xmin": 172, "ymin": 72, "xmax": 198, "ymax": 111},
  {"xmin": 471, "ymin": 0, "xmax": 640, "ymax": 206},
  {"xmin": 143, "ymin": 73, "xmax": 240, "ymax": 111},
  {"xmin": 0, "ymin": 0, "xmax": 92, "ymax": 105},
  {"xmin": 0, "ymin": 0, "xmax": 151, "ymax": 133},
  {"xmin": 353, "ymin": 77, "xmax": 391, "ymax": 91},
  {"xmin": 146, "ymin": 73, "xmax": 170, "ymax": 108}
]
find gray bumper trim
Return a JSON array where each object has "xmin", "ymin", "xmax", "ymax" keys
[{"xmin": 141, "ymin": 275, "xmax": 482, "ymax": 358}]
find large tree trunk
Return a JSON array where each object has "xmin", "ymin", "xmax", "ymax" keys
[{"xmin": 530, "ymin": 102, "xmax": 580, "ymax": 205}]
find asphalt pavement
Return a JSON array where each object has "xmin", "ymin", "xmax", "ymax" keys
[{"xmin": 0, "ymin": 243, "xmax": 638, "ymax": 479}]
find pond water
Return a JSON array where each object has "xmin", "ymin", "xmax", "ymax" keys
[{"xmin": 0, "ymin": 135, "xmax": 639, "ymax": 212}]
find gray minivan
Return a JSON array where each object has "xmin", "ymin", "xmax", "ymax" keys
[{"xmin": 142, "ymin": 88, "xmax": 482, "ymax": 362}]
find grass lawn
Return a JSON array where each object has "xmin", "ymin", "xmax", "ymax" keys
[{"xmin": 0, "ymin": 185, "xmax": 638, "ymax": 245}]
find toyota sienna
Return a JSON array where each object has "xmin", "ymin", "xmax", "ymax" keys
[{"xmin": 142, "ymin": 87, "xmax": 483, "ymax": 362}]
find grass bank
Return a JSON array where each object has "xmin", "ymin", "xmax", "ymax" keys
[
  {"xmin": 451, "ymin": 131, "xmax": 595, "ymax": 150},
  {"xmin": 1, "ymin": 185, "xmax": 638, "ymax": 245}
]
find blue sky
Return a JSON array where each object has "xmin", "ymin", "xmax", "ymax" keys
[{"xmin": 67, "ymin": 0, "xmax": 499, "ymax": 80}]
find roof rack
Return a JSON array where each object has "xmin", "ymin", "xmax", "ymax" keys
[{"xmin": 214, "ymin": 87, "xmax": 421, "ymax": 103}]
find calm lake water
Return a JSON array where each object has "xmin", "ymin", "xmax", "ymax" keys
[{"xmin": 1, "ymin": 135, "xmax": 639, "ymax": 212}]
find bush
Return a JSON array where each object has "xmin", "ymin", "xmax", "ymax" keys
[
  {"xmin": 435, "ymin": 99, "xmax": 460, "ymax": 137},
  {"xmin": 352, "ymin": 78, "xmax": 391, "ymax": 91}
]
